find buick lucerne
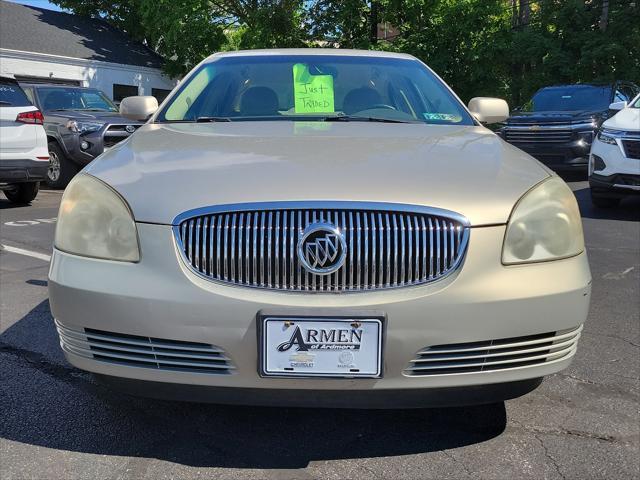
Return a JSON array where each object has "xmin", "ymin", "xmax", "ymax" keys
[{"xmin": 49, "ymin": 50, "xmax": 591, "ymax": 408}]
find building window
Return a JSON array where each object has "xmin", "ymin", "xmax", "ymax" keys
[
  {"xmin": 152, "ymin": 88, "xmax": 172, "ymax": 103},
  {"xmin": 113, "ymin": 84, "xmax": 138, "ymax": 103}
]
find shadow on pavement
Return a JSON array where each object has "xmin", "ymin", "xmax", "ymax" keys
[
  {"xmin": 558, "ymin": 170, "xmax": 588, "ymax": 183},
  {"xmin": 1, "ymin": 300, "xmax": 507, "ymax": 469},
  {"xmin": 0, "ymin": 197, "xmax": 21, "ymax": 210},
  {"xmin": 573, "ymin": 187, "xmax": 640, "ymax": 221}
]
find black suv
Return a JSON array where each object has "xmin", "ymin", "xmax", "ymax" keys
[
  {"xmin": 20, "ymin": 84, "xmax": 143, "ymax": 188},
  {"xmin": 501, "ymin": 82, "xmax": 639, "ymax": 171}
]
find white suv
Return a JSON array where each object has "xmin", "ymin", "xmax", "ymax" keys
[
  {"xmin": 0, "ymin": 76, "xmax": 49, "ymax": 204},
  {"xmin": 589, "ymin": 94, "xmax": 640, "ymax": 207}
]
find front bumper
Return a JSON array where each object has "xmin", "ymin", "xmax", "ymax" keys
[
  {"xmin": 502, "ymin": 126, "xmax": 593, "ymax": 170},
  {"xmin": 589, "ymin": 136, "xmax": 640, "ymax": 196},
  {"xmin": 48, "ymin": 223, "xmax": 591, "ymax": 405},
  {"xmin": 589, "ymin": 173, "xmax": 640, "ymax": 196},
  {"xmin": 95, "ymin": 375, "xmax": 544, "ymax": 408},
  {"xmin": 508, "ymin": 141, "xmax": 590, "ymax": 170},
  {"xmin": 60, "ymin": 125, "xmax": 136, "ymax": 166},
  {"xmin": 0, "ymin": 159, "xmax": 48, "ymax": 183}
]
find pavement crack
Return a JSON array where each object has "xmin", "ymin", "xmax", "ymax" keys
[
  {"xmin": 533, "ymin": 432, "xmax": 566, "ymax": 480},
  {"xmin": 0, "ymin": 342, "xmax": 91, "ymax": 386},
  {"xmin": 511, "ymin": 419, "xmax": 618, "ymax": 444},
  {"xmin": 442, "ymin": 449, "xmax": 473, "ymax": 477},
  {"xmin": 583, "ymin": 331, "xmax": 640, "ymax": 348}
]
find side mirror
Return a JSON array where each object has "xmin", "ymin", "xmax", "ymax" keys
[
  {"xmin": 608, "ymin": 101, "xmax": 627, "ymax": 111},
  {"xmin": 468, "ymin": 97, "xmax": 510, "ymax": 124},
  {"xmin": 119, "ymin": 96, "xmax": 158, "ymax": 121}
]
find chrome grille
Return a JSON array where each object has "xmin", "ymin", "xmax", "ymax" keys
[
  {"xmin": 56, "ymin": 320, "xmax": 234, "ymax": 374},
  {"xmin": 404, "ymin": 326, "xmax": 582, "ymax": 376},
  {"xmin": 504, "ymin": 127, "xmax": 573, "ymax": 143},
  {"xmin": 103, "ymin": 124, "xmax": 140, "ymax": 148},
  {"xmin": 174, "ymin": 203, "xmax": 470, "ymax": 292}
]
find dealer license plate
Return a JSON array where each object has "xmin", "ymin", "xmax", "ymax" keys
[{"xmin": 261, "ymin": 317, "xmax": 382, "ymax": 378}]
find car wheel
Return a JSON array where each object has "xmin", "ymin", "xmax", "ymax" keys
[
  {"xmin": 47, "ymin": 141, "xmax": 78, "ymax": 189},
  {"xmin": 4, "ymin": 182, "xmax": 39, "ymax": 204},
  {"xmin": 590, "ymin": 192, "xmax": 621, "ymax": 208}
]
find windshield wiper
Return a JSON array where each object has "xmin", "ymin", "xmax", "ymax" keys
[
  {"xmin": 322, "ymin": 115, "xmax": 417, "ymax": 124},
  {"xmin": 196, "ymin": 116, "xmax": 233, "ymax": 122},
  {"xmin": 0, "ymin": 100, "xmax": 12, "ymax": 105}
]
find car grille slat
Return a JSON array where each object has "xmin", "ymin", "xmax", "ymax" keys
[
  {"xmin": 55, "ymin": 321, "xmax": 234, "ymax": 374},
  {"xmin": 405, "ymin": 326, "xmax": 582, "ymax": 376},
  {"xmin": 175, "ymin": 203, "xmax": 469, "ymax": 292},
  {"xmin": 505, "ymin": 128, "xmax": 573, "ymax": 143},
  {"xmin": 622, "ymin": 139, "xmax": 640, "ymax": 160}
]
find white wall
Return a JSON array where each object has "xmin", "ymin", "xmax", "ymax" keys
[{"xmin": 0, "ymin": 48, "xmax": 176, "ymax": 99}]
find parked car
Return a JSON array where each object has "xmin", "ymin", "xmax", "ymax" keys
[
  {"xmin": 0, "ymin": 76, "xmax": 49, "ymax": 204},
  {"xmin": 588, "ymin": 94, "xmax": 640, "ymax": 207},
  {"xmin": 49, "ymin": 50, "xmax": 590, "ymax": 408},
  {"xmin": 19, "ymin": 84, "xmax": 143, "ymax": 188},
  {"xmin": 501, "ymin": 82, "xmax": 639, "ymax": 171}
]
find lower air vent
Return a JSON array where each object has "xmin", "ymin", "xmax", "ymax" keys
[
  {"xmin": 55, "ymin": 320, "xmax": 234, "ymax": 374},
  {"xmin": 404, "ymin": 326, "xmax": 582, "ymax": 376}
]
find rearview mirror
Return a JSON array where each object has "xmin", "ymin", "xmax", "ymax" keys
[
  {"xmin": 468, "ymin": 97, "xmax": 510, "ymax": 124},
  {"xmin": 119, "ymin": 96, "xmax": 158, "ymax": 121},
  {"xmin": 608, "ymin": 101, "xmax": 627, "ymax": 111}
]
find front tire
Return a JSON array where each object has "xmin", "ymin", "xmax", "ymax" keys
[
  {"xmin": 591, "ymin": 192, "xmax": 620, "ymax": 208},
  {"xmin": 4, "ymin": 182, "xmax": 39, "ymax": 204},
  {"xmin": 47, "ymin": 141, "xmax": 78, "ymax": 189}
]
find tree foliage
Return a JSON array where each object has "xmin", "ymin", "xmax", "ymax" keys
[{"xmin": 53, "ymin": 0, "xmax": 640, "ymax": 105}]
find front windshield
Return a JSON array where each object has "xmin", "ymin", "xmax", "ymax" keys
[
  {"xmin": 157, "ymin": 55, "xmax": 474, "ymax": 125},
  {"xmin": 632, "ymin": 94, "xmax": 640, "ymax": 108},
  {"xmin": 37, "ymin": 87, "xmax": 118, "ymax": 112},
  {"xmin": 524, "ymin": 85, "xmax": 612, "ymax": 112}
]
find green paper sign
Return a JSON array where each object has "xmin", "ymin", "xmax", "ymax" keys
[{"xmin": 293, "ymin": 63, "xmax": 335, "ymax": 114}]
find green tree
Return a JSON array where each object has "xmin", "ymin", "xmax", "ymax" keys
[
  {"xmin": 53, "ymin": 0, "xmax": 307, "ymax": 76},
  {"xmin": 380, "ymin": 0, "xmax": 513, "ymax": 103},
  {"xmin": 53, "ymin": 0, "xmax": 639, "ymax": 103},
  {"xmin": 307, "ymin": 0, "xmax": 374, "ymax": 48}
]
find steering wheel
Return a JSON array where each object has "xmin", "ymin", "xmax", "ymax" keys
[{"xmin": 369, "ymin": 104, "xmax": 397, "ymax": 111}]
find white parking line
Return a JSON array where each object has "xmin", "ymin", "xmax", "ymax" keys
[
  {"xmin": 4, "ymin": 217, "xmax": 57, "ymax": 227},
  {"xmin": 0, "ymin": 244, "xmax": 51, "ymax": 262}
]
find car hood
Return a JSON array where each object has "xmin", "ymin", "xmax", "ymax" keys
[
  {"xmin": 45, "ymin": 110, "xmax": 142, "ymax": 124},
  {"xmin": 85, "ymin": 122, "xmax": 550, "ymax": 226},
  {"xmin": 602, "ymin": 107, "xmax": 640, "ymax": 132}
]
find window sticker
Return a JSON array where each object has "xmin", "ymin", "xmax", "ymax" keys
[
  {"xmin": 293, "ymin": 63, "xmax": 335, "ymax": 114},
  {"xmin": 423, "ymin": 113, "xmax": 462, "ymax": 122}
]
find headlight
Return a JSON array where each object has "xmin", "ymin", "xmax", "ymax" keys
[
  {"xmin": 577, "ymin": 131, "xmax": 594, "ymax": 143},
  {"xmin": 55, "ymin": 174, "xmax": 140, "ymax": 262},
  {"xmin": 66, "ymin": 120, "xmax": 103, "ymax": 134},
  {"xmin": 502, "ymin": 176, "xmax": 584, "ymax": 264},
  {"xmin": 597, "ymin": 130, "xmax": 618, "ymax": 145}
]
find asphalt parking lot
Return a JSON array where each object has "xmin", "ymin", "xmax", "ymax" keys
[{"xmin": 1, "ymin": 182, "xmax": 638, "ymax": 480}]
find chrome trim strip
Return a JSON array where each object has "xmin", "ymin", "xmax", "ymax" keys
[
  {"xmin": 612, "ymin": 184, "xmax": 640, "ymax": 191},
  {"xmin": 504, "ymin": 122, "xmax": 594, "ymax": 130},
  {"xmin": 259, "ymin": 212, "xmax": 266, "ymax": 287},
  {"xmin": 172, "ymin": 201, "xmax": 471, "ymax": 227},
  {"xmin": 230, "ymin": 213, "xmax": 236, "ymax": 282}
]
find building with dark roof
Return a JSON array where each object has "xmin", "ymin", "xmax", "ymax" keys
[{"xmin": 0, "ymin": 0, "xmax": 175, "ymax": 102}]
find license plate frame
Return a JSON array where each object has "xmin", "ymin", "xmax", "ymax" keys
[{"xmin": 258, "ymin": 314, "xmax": 384, "ymax": 379}]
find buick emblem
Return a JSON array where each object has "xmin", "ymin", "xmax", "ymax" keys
[
  {"xmin": 298, "ymin": 222, "xmax": 347, "ymax": 275},
  {"xmin": 125, "ymin": 125, "xmax": 136, "ymax": 133}
]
